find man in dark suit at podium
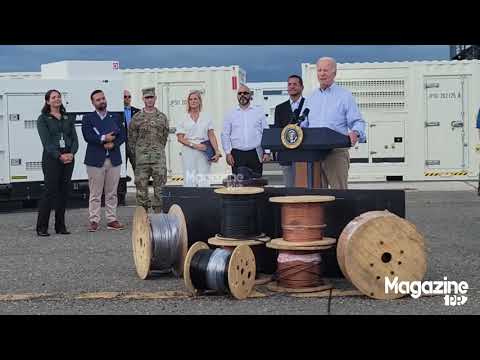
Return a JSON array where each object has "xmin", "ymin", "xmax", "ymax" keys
[
  {"xmin": 300, "ymin": 57, "xmax": 365, "ymax": 189},
  {"xmin": 273, "ymin": 75, "xmax": 305, "ymax": 187}
]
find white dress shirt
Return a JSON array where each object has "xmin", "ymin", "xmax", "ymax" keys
[
  {"xmin": 290, "ymin": 97, "xmax": 302, "ymax": 112},
  {"xmin": 221, "ymin": 103, "xmax": 269, "ymax": 160}
]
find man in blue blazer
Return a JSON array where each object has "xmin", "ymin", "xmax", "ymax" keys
[{"xmin": 82, "ymin": 89, "xmax": 126, "ymax": 232}]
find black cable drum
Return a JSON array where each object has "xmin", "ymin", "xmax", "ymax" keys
[
  {"xmin": 184, "ymin": 242, "xmax": 257, "ymax": 300},
  {"xmin": 149, "ymin": 214, "xmax": 181, "ymax": 272},
  {"xmin": 220, "ymin": 194, "xmax": 262, "ymax": 238},
  {"xmin": 189, "ymin": 248, "xmax": 231, "ymax": 292}
]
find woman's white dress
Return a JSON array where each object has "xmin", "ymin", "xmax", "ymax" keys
[{"xmin": 176, "ymin": 112, "xmax": 215, "ymax": 187}]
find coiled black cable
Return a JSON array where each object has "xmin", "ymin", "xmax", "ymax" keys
[
  {"xmin": 190, "ymin": 248, "xmax": 232, "ymax": 293},
  {"xmin": 220, "ymin": 195, "xmax": 261, "ymax": 238},
  {"xmin": 149, "ymin": 213, "xmax": 181, "ymax": 273}
]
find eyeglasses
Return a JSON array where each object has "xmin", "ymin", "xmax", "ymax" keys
[
  {"xmin": 144, "ymin": 96, "xmax": 154, "ymax": 99},
  {"xmin": 124, "ymin": 95, "xmax": 131, "ymax": 98},
  {"xmin": 237, "ymin": 92, "xmax": 250, "ymax": 96}
]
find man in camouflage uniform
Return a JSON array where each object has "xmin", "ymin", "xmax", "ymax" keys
[{"xmin": 128, "ymin": 87, "xmax": 169, "ymax": 213}]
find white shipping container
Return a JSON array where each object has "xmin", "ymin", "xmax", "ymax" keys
[
  {"xmin": 302, "ymin": 60, "xmax": 480, "ymax": 182},
  {"xmin": 0, "ymin": 79, "xmax": 125, "ymax": 184},
  {"xmin": 0, "ymin": 72, "xmax": 41, "ymax": 80},
  {"xmin": 0, "ymin": 61, "xmax": 126, "ymax": 203},
  {"xmin": 123, "ymin": 66, "xmax": 247, "ymax": 184},
  {"xmin": 0, "ymin": 65, "xmax": 249, "ymax": 185},
  {"xmin": 41, "ymin": 61, "xmax": 122, "ymax": 80},
  {"xmin": 248, "ymin": 82, "xmax": 289, "ymax": 125}
]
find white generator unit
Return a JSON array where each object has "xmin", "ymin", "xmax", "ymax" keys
[
  {"xmin": 123, "ymin": 66, "xmax": 247, "ymax": 183},
  {"xmin": 248, "ymin": 82, "xmax": 289, "ymax": 126},
  {"xmin": 0, "ymin": 61, "xmax": 126, "ymax": 203},
  {"xmin": 302, "ymin": 60, "xmax": 480, "ymax": 182},
  {"xmin": 0, "ymin": 72, "xmax": 41, "ymax": 80}
]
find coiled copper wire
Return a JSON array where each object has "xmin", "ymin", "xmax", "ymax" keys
[
  {"xmin": 276, "ymin": 251, "xmax": 323, "ymax": 288},
  {"xmin": 281, "ymin": 203, "xmax": 326, "ymax": 242}
]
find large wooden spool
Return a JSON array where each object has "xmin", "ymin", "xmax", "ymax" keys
[
  {"xmin": 132, "ymin": 205, "xmax": 188, "ymax": 280},
  {"xmin": 337, "ymin": 210, "xmax": 427, "ymax": 300}
]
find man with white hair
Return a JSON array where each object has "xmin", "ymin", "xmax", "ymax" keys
[{"xmin": 300, "ymin": 57, "xmax": 366, "ymax": 189}]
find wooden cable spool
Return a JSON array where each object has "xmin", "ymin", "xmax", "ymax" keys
[
  {"xmin": 132, "ymin": 205, "xmax": 188, "ymax": 280},
  {"xmin": 267, "ymin": 195, "xmax": 337, "ymax": 293},
  {"xmin": 269, "ymin": 195, "xmax": 335, "ymax": 242},
  {"xmin": 211, "ymin": 186, "xmax": 272, "ymax": 285},
  {"xmin": 208, "ymin": 236, "xmax": 273, "ymax": 285},
  {"xmin": 337, "ymin": 210, "xmax": 427, "ymax": 300},
  {"xmin": 184, "ymin": 242, "xmax": 256, "ymax": 300}
]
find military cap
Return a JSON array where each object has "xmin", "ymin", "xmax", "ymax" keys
[{"xmin": 142, "ymin": 87, "xmax": 156, "ymax": 97}]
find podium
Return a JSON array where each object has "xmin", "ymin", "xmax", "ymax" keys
[{"xmin": 261, "ymin": 127, "xmax": 351, "ymax": 189}]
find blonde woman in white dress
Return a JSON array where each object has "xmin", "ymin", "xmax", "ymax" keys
[{"xmin": 176, "ymin": 90, "xmax": 222, "ymax": 187}]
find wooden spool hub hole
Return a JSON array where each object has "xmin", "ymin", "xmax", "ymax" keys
[{"xmin": 381, "ymin": 252, "xmax": 392, "ymax": 263}]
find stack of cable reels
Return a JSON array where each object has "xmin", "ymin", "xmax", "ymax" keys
[
  {"xmin": 337, "ymin": 210, "xmax": 427, "ymax": 300},
  {"xmin": 132, "ymin": 204, "xmax": 188, "ymax": 280},
  {"xmin": 184, "ymin": 242, "xmax": 256, "ymax": 300},
  {"xmin": 267, "ymin": 195, "xmax": 337, "ymax": 293},
  {"xmin": 209, "ymin": 186, "xmax": 273, "ymax": 285}
]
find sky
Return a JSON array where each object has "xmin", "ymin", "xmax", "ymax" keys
[{"xmin": 0, "ymin": 45, "xmax": 449, "ymax": 82}]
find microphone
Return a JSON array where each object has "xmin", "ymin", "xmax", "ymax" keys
[{"xmin": 296, "ymin": 108, "xmax": 310, "ymax": 124}]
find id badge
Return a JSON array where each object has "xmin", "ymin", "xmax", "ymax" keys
[{"xmin": 59, "ymin": 134, "xmax": 66, "ymax": 149}]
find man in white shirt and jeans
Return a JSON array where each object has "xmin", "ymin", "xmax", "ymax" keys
[{"xmin": 221, "ymin": 84, "xmax": 270, "ymax": 178}]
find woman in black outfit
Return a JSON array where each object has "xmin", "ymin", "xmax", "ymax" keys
[{"xmin": 36, "ymin": 90, "xmax": 78, "ymax": 236}]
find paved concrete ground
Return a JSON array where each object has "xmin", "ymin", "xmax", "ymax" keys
[{"xmin": 0, "ymin": 188, "xmax": 479, "ymax": 315}]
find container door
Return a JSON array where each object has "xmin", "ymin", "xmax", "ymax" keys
[
  {"xmin": 424, "ymin": 76, "xmax": 467, "ymax": 170},
  {"xmin": 369, "ymin": 122, "xmax": 405, "ymax": 163},
  {"xmin": 0, "ymin": 94, "xmax": 9, "ymax": 184}
]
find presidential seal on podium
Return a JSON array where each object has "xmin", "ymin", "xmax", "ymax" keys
[{"xmin": 281, "ymin": 123, "xmax": 304, "ymax": 149}]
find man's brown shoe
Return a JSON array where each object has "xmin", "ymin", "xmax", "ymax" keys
[
  {"xmin": 107, "ymin": 221, "xmax": 125, "ymax": 230},
  {"xmin": 88, "ymin": 222, "xmax": 99, "ymax": 232}
]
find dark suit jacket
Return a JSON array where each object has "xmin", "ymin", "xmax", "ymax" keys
[
  {"xmin": 124, "ymin": 106, "xmax": 140, "ymax": 159},
  {"xmin": 124, "ymin": 106, "xmax": 140, "ymax": 130},
  {"xmin": 273, "ymin": 97, "xmax": 305, "ymax": 129},
  {"xmin": 273, "ymin": 97, "xmax": 305, "ymax": 165},
  {"xmin": 81, "ymin": 111, "xmax": 126, "ymax": 168}
]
